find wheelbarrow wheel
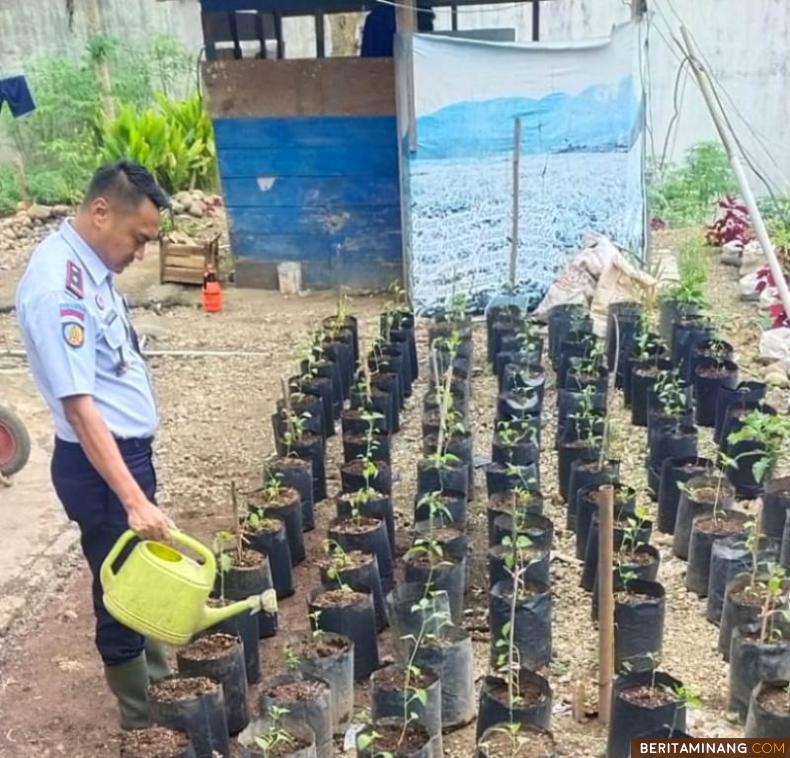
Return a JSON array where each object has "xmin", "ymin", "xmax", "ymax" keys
[{"xmin": 0, "ymin": 406, "xmax": 31, "ymax": 476}]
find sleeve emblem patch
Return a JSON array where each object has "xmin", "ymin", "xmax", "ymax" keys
[
  {"xmin": 60, "ymin": 305, "xmax": 85, "ymax": 322},
  {"xmin": 63, "ymin": 322, "xmax": 85, "ymax": 348}
]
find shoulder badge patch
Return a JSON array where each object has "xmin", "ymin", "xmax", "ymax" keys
[
  {"xmin": 63, "ymin": 322, "xmax": 85, "ymax": 348},
  {"xmin": 65, "ymin": 260, "xmax": 84, "ymax": 300}
]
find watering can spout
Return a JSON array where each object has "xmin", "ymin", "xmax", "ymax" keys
[{"xmin": 198, "ymin": 590, "xmax": 278, "ymax": 634}]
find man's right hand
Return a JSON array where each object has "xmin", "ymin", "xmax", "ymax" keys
[{"xmin": 127, "ymin": 497, "xmax": 174, "ymax": 541}]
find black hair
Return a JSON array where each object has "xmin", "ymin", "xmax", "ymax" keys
[{"xmin": 84, "ymin": 160, "xmax": 170, "ymax": 211}]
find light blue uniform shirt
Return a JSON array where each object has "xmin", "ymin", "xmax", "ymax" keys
[{"xmin": 16, "ymin": 221, "xmax": 159, "ymax": 443}]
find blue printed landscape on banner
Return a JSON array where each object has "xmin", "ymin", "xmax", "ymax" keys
[{"xmin": 401, "ymin": 29, "xmax": 646, "ymax": 314}]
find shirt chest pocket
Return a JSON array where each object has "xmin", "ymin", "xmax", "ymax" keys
[{"xmin": 101, "ymin": 314, "xmax": 127, "ymax": 351}]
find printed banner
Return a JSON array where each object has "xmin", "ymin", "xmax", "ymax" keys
[{"xmin": 397, "ymin": 24, "xmax": 646, "ymax": 314}]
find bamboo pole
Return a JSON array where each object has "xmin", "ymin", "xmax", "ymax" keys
[
  {"xmin": 679, "ymin": 26, "xmax": 790, "ymax": 325},
  {"xmin": 598, "ymin": 484, "xmax": 615, "ymax": 725}
]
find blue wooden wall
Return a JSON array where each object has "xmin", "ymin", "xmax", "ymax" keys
[{"xmin": 206, "ymin": 61, "xmax": 403, "ymax": 290}]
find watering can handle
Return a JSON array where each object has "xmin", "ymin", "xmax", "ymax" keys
[
  {"xmin": 100, "ymin": 529, "xmax": 138, "ymax": 591},
  {"xmin": 169, "ymin": 529, "xmax": 216, "ymax": 580}
]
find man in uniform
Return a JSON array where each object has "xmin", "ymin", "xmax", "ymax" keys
[{"xmin": 16, "ymin": 160, "xmax": 175, "ymax": 729}]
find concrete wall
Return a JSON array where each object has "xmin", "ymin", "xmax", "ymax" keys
[
  {"xmin": 0, "ymin": 0, "xmax": 204, "ymax": 71},
  {"xmin": 1, "ymin": 0, "xmax": 788, "ymax": 191}
]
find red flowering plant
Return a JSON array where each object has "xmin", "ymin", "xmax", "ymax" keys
[
  {"xmin": 768, "ymin": 303, "xmax": 789, "ymax": 329},
  {"xmin": 755, "ymin": 266, "xmax": 774, "ymax": 293},
  {"xmin": 705, "ymin": 196, "xmax": 753, "ymax": 246}
]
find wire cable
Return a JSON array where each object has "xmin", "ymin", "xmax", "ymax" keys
[
  {"xmin": 374, "ymin": 0, "xmax": 533, "ymax": 15},
  {"xmin": 656, "ymin": 0, "xmax": 790, "ymax": 192}
]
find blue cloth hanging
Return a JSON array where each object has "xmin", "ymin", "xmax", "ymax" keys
[{"xmin": 0, "ymin": 76, "xmax": 35, "ymax": 118}]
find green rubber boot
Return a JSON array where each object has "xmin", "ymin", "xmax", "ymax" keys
[
  {"xmin": 104, "ymin": 654, "xmax": 151, "ymax": 730},
  {"xmin": 144, "ymin": 638, "xmax": 171, "ymax": 683}
]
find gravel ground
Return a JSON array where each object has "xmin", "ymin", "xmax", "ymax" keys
[{"xmin": 0, "ymin": 228, "xmax": 786, "ymax": 756}]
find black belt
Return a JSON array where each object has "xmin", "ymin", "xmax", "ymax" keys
[{"xmin": 55, "ymin": 436, "xmax": 154, "ymax": 453}]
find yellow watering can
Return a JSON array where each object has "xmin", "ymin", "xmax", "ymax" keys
[{"xmin": 100, "ymin": 529, "xmax": 277, "ymax": 646}]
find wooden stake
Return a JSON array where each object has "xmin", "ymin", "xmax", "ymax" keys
[
  {"xmin": 230, "ymin": 480, "xmax": 242, "ymax": 560},
  {"xmin": 572, "ymin": 678, "xmax": 587, "ymax": 723},
  {"xmin": 598, "ymin": 484, "xmax": 615, "ymax": 724},
  {"xmin": 510, "ymin": 117, "xmax": 522, "ymax": 287}
]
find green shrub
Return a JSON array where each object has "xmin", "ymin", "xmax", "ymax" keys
[
  {"xmin": 0, "ymin": 35, "xmax": 200, "ymax": 211},
  {"xmin": 648, "ymin": 142, "xmax": 737, "ymax": 226},
  {"xmin": 0, "ymin": 167, "xmax": 21, "ymax": 215},
  {"xmin": 97, "ymin": 92, "xmax": 217, "ymax": 194}
]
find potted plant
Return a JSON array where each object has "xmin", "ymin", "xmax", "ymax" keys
[
  {"xmin": 487, "ymin": 486, "xmax": 545, "ymax": 545},
  {"xmin": 488, "ymin": 522, "xmax": 551, "ymax": 672},
  {"xmin": 248, "ymin": 474, "xmax": 304, "ymax": 565},
  {"xmin": 630, "ymin": 329, "xmax": 671, "ymax": 428},
  {"xmin": 558, "ymin": 385, "xmax": 604, "ymax": 501},
  {"xmin": 548, "ymin": 304, "xmax": 591, "ymax": 367},
  {"xmin": 264, "ymin": 454, "xmax": 315, "ymax": 532},
  {"xmin": 673, "ymin": 470, "xmax": 735, "ymax": 560},
  {"xmin": 693, "ymin": 346, "xmax": 739, "ymax": 428},
  {"xmin": 404, "ymin": 524, "xmax": 466, "ymax": 625},
  {"xmin": 276, "ymin": 392, "xmax": 327, "ymax": 503},
  {"xmin": 244, "ymin": 491, "xmax": 295, "ymax": 600},
  {"xmin": 211, "ymin": 482, "xmax": 275, "ymax": 659},
  {"xmin": 582, "ymin": 503, "xmax": 653, "ymax": 592},
  {"xmin": 658, "ymin": 238, "xmax": 708, "ymax": 344},
  {"xmin": 646, "ymin": 370, "xmax": 697, "ymax": 497},
  {"xmin": 611, "ymin": 579, "xmax": 667, "ymax": 675},
  {"xmin": 329, "ymin": 479, "xmax": 394, "ymax": 592},
  {"xmin": 119, "ymin": 726, "xmax": 196, "ymax": 758},
  {"xmin": 307, "ymin": 585, "xmax": 379, "ymax": 681},
  {"xmin": 606, "ymin": 300, "xmax": 642, "ymax": 389},
  {"xmin": 576, "ymin": 483, "xmax": 637, "ymax": 561},
  {"xmin": 342, "ymin": 409, "xmax": 391, "ymax": 465},
  {"xmin": 491, "ymin": 419, "xmax": 539, "ymax": 470},
  {"xmin": 417, "ymin": 336, "xmax": 470, "ymax": 499},
  {"xmin": 241, "ymin": 706, "xmax": 317, "ymax": 758},
  {"xmin": 685, "ymin": 477, "xmax": 749, "ymax": 597},
  {"xmin": 656, "ymin": 456, "xmax": 713, "ymax": 535},
  {"xmin": 713, "ymin": 381, "xmax": 766, "ymax": 446},
  {"xmin": 728, "ymin": 409, "xmax": 790, "ymax": 498},
  {"xmin": 728, "ymin": 564, "xmax": 790, "ymax": 719},
  {"xmin": 477, "ymin": 498, "xmax": 552, "ymax": 739},
  {"xmin": 495, "ymin": 319, "xmax": 543, "ymax": 391},
  {"xmin": 476, "ymin": 722, "xmax": 556, "ymax": 757},
  {"xmin": 176, "ymin": 632, "xmax": 249, "ymax": 736},
  {"xmin": 149, "ymin": 676, "xmax": 229, "ymax": 758},
  {"xmin": 745, "ymin": 680, "xmax": 790, "ymax": 738},
  {"xmin": 606, "ymin": 667, "xmax": 695, "ymax": 758},
  {"xmin": 259, "ymin": 676, "xmax": 332, "ymax": 758},
  {"xmin": 719, "ymin": 564, "xmax": 790, "ymax": 661},
  {"xmin": 566, "ymin": 453, "xmax": 620, "ymax": 532},
  {"xmin": 706, "ymin": 521, "xmax": 779, "ymax": 625},
  {"xmin": 371, "ymin": 574, "xmax": 446, "ymax": 754},
  {"xmin": 286, "ymin": 632, "xmax": 354, "ymax": 735},
  {"xmin": 564, "ymin": 335, "xmax": 607, "ymax": 393},
  {"xmin": 356, "ymin": 719, "xmax": 432, "ymax": 758},
  {"xmin": 319, "ymin": 540, "xmax": 386, "ymax": 632}
]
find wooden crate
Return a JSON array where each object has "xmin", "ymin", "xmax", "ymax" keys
[{"xmin": 159, "ymin": 235, "xmax": 221, "ymax": 285}]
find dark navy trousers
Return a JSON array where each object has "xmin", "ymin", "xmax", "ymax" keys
[{"xmin": 51, "ymin": 437, "xmax": 156, "ymax": 666}]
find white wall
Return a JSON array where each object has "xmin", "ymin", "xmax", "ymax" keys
[
  {"xmin": 441, "ymin": 0, "xmax": 790, "ymax": 192},
  {"xmin": 0, "ymin": 0, "xmax": 204, "ymax": 71}
]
